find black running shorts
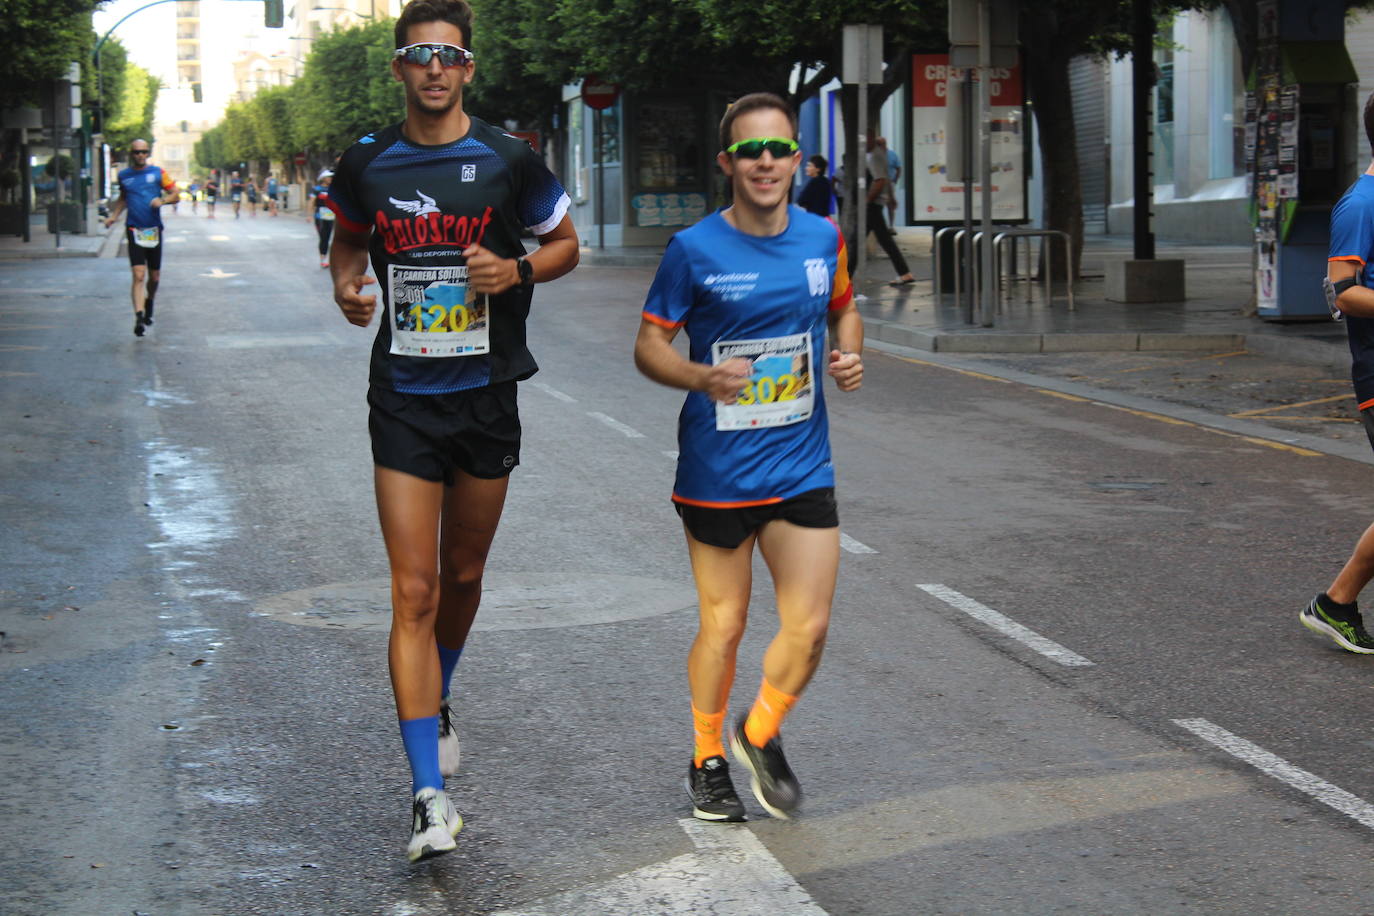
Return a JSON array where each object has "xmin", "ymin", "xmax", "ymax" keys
[
  {"xmin": 1362, "ymin": 407, "xmax": 1374, "ymax": 456},
  {"xmin": 675, "ymin": 487, "xmax": 839, "ymax": 549},
  {"xmin": 125, "ymin": 228, "xmax": 163, "ymax": 270},
  {"xmin": 368, "ymin": 382, "xmax": 521, "ymax": 483}
]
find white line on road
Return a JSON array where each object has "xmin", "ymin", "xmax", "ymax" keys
[
  {"xmin": 662, "ymin": 450, "xmax": 679, "ymax": 460},
  {"xmin": 1173, "ymin": 718, "xmax": 1374, "ymax": 830},
  {"xmin": 587, "ymin": 411, "xmax": 644, "ymax": 438},
  {"xmin": 490, "ymin": 818, "xmax": 827, "ymax": 915},
  {"xmin": 916, "ymin": 584, "xmax": 1095, "ymax": 667},
  {"xmin": 528, "ymin": 380, "xmax": 577, "ymax": 403},
  {"xmin": 840, "ymin": 533, "xmax": 877, "ymax": 554}
]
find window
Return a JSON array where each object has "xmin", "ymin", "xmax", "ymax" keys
[
  {"xmin": 1154, "ymin": 45, "xmax": 1174, "ymax": 186},
  {"xmin": 1209, "ymin": 9, "xmax": 1245, "ymax": 178}
]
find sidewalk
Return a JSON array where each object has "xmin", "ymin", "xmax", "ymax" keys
[
  {"xmin": 0, "ymin": 210, "xmax": 115, "ymax": 260},
  {"xmin": 579, "ymin": 226, "xmax": 1352, "ymax": 368}
]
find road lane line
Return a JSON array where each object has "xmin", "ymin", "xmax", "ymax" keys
[
  {"xmin": 840, "ymin": 533, "xmax": 877, "ymax": 554},
  {"xmin": 587, "ymin": 411, "xmax": 645, "ymax": 438},
  {"xmin": 490, "ymin": 819, "xmax": 827, "ymax": 915},
  {"xmin": 917, "ymin": 584, "xmax": 1095, "ymax": 667},
  {"xmin": 528, "ymin": 380, "xmax": 577, "ymax": 403},
  {"xmin": 1173, "ymin": 717, "xmax": 1374, "ymax": 830}
]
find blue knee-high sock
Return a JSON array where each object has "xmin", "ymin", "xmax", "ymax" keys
[
  {"xmin": 399, "ymin": 716, "xmax": 442, "ymax": 794},
  {"xmin": 438, "ymin": 644, "xmax": 463, "ymax": 699}
]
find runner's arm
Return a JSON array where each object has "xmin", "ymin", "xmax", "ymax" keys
[
  {"xmin": 634, "ymin": 318, "xmax": 752, "ymax": 403},
  {"xmin": 826, "ymin": 302, "xmax": 864, "ymax": 392},
  {"xmin": 104, "ymin": 196, "xmax": 125, "ymax": 227},
  {"xmin": 1329, "ymin": 258, "xmax": 1374, "ymax": 318},
  {"xmin": 463, "ymin": 213, "xmax": 580, "ymax": 295},
  {"xmin": 330, "ymin": 224, "xmax": 377, "ymax": 328}
]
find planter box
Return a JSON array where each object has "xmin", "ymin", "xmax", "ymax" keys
[
  {"xmin": 0, "ymin": 204, "xmax": 23, "ymax": 236},
  {"xmin": 46, "ymin": 203, "xmax": 83, "ymax": 234}
]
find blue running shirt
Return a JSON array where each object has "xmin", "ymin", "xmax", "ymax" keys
[
  {"xmin": 327, "ymin": 118, "xmax": 570, "ymax": 394},
  {"xmin": 1329, "ymin": 174, "xmax": 1374, "ymax": 408},
  {"xmin": 116, "ymin": 164, "xmax": 175, "ymax": 230},
  {"xmin": 642, "ymin": 206, "xmax": 853, "ymax": 507}
]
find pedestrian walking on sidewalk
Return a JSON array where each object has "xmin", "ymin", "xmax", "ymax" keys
[
  {"xmin": 798, "ymin": 154, "xmax": 833, "ymax": 218},
  {"xmin": 103, "ymin": 139, "xmax": 178, "ymax": 337},
  {"xmin": 1301, "ymin": 89, "xmax": 1374, "ymax": 653},
  {"xmin": 635, "ymin": 92, "xmax": 863, "ymax": 823},
  {"xmin": 865, "ymin": 134, "xmax": 914, "ymax": 287},
  {"xmin": 310, "ymin": 171, "xmax": 335, "ymax": 268},
  {"xmin": 327, "ymin": 0, "xmax": 578, "ymax": 863}
]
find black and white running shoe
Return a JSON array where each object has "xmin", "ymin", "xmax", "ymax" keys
[
  {"xmin": 729, "ymin": 717, "xmax": 801, "ymax": 819},
  {"xmin": 407, "ymin": 787, "xmax": 462, "ymax": 863},
  {"xmin": 133, "ymin": 313, "xmax": 145, "ymax": 336},
  {"xmin": 438, "ymin": 696, "xmax": 460, "ymax": 777},
  {"xmin": 143, "ymin": 297, "xmax": 154, "ymax": 326},
  {"xmin": 686, "ymin": 755, "xmax": 746, "ymax": 822}
]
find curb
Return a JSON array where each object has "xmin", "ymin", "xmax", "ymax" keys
[{"xmin": 863, "ymin": 317, "xmax": 1247, "ymax": 355}]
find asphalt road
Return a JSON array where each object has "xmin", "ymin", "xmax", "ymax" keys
[{"xmin": 6, "ymin": 208, "xmax": 1374, "ymax": 914}]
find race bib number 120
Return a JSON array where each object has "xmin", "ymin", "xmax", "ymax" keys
[
  {"xmin": 387, "ymin": 264, "xmax": 489, "ymax": 358},
  {"xmin": 712, "ymin": 331, "xmax": 814, "ymax": 431}
]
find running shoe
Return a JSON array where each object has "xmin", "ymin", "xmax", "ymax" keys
[
  {"xmin": 685, "ymin": 755, "xmax": 746, "ymax": 822},
  {"xmin": 729, "ymin": 717, "xmax": 801, "ymax": 819},
  {"xmin": 1300, "ymin": 595, "xmax": 1374, "ymax": 653},
  {"xmin": 407, "ymin": 787, "xmax": 462, "ymax": 863},
  {"xmin": 438, "ymin": 697, "xmax": 460, "ymax": 777},
  {"xmin": 133, "ymin": 313, "xmax": 145, "ymax": 337},
  {"xmin": 143, "ymin": 297, "xmax": 154, "ymax": 326}
]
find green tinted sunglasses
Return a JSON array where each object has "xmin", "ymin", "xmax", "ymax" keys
[{"xmin": 725, "ymin": 137, "xmax": 800, "ymax": 159}]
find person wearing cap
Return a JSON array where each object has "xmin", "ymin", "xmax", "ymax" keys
[{"xmin": 310, "ymin": 171, "xmax": 335, "ymax": 268}]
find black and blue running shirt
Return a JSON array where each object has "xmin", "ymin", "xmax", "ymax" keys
[{"xmin": 327, "ymin": 118, "xmax": 571, "ymax": 394}]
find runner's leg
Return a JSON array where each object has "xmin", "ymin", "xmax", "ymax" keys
[
  {"xmin": 434, "ymin": 470, "xmax": 509, "ymax": 657},
  {"xmin": 753, "ymin": 520, "xmax": 838, "ymax": 699},
  {"xmin": 130, "ymin": 264, "xmax": 148, "ymax": 317},
  {"xmin": 375, "ymin": 466, "xmax": 445, "ymax": 721},
  {"xmin": 684, "ymin": 530, "xmax": 755, "ymax": 751}
]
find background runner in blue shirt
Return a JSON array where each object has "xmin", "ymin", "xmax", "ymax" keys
[
  {"xmin": 103, "ymin": 139, "xmax": 178, "ymax": 336},
  {"xmin": 635, "ymin": 92, "xmax": 862, "ymax": 825}
]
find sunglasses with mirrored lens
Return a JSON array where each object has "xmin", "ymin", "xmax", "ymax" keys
[
  {"xmin": 394, "ymin": 43, "xmax": 472, "ymax": 68},
  {"xmin": 725, "ymin": 137, "xmax": 799, "ymax": 159},
  {"xmin": 131, "ymin": 149, "xmax": 150, "ymax": 155}
]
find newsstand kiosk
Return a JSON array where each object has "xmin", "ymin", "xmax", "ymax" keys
[{"xmin": 1251, "ymin": 1, "xmax": 1358, "ymax": 319}]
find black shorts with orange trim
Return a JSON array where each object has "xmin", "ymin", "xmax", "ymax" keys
[
  {"xmin": 674, "ymin": 487, "xmax": 838, "ymax": 550},
  {"xmin": 368, "ymin": 382, "xmax": 520, "ymax": 484},
  {"xmin": 126, "ymin": 228, "xmax": 163, "ymax": 270}
]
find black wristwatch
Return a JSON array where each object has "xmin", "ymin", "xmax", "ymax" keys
[{"xmin": 515, "ymin": 256, "xmax": 534, "ymax": 287}]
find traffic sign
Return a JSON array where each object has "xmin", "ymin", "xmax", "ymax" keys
[{"xmin": 581, "ymin": 77, "xmax": 621, "ymax": 111}]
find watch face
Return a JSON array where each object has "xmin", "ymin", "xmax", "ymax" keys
[{"xmin": 518, "ymin": 258, "xmax": 533, "ymax": 285}]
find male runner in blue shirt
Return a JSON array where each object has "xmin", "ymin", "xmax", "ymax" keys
[
  {"xmin": 104, "ymin": 139, "xmax": 178, "ymax": 336},
  {"xmin": 636, "ymin": 92, "xmax": 863, "ymax": 822},
  {"xmin": 1302, "ymin": 90, "xmax": 1374, "ymax": 653},
  {"xmin": 329, "ymin": 0, "xmax": 578, "ymax": 862}
]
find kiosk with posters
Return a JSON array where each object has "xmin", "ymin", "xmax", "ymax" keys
[{"xmin": 910, "ymin": 53, "xmax": 1028, "ymax": 293}]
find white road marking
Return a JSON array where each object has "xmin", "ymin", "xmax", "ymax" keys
[
  {"xmin": 840, "ymin": 533, "xmax": 877, "ymax": 554},
  {"xmin": 916, "ymin": 584, "xmax": 1095, "ymax": 667},
  {"xmin": 208, "ymin": 235, "xmax": 230, "ymax": 242},
  {"xmin": 527, "ymin": 380, "xmax": 576, "ymax": 402},
  {"xmin": 587, "ymin": 411, "xmax": 644, "ymax": 438},
  {"xmin": 200, "ymin": 267, "xmax": 239, "ymax": 278},
  {"xmin": 663, "ymin": 450, "xmax": 679, "ymax": 460},
  {"xmin": 491, "ymin": 818, "xmax": 827, "ymax": 915},
  {"xmin": 205, "ymin": 332, "xmax": 338, "ymax": 349},
  {"xmin": 1173, "ymin": 718, "xmax": 1374, "ymax": 830}
]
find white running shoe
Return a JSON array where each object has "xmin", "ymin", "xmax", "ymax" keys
[
  {"xmin": 407, "ymin": 787, "xmax": 462, "ymax": 863},
  {"xmin": 439, "ymin": 697, "xmax": 461, "ymax": 777}
]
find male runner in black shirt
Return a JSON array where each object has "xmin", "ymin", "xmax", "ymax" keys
[{"xmin": 328, "ymin": 0, "xmax": 578, "ymax": 863}]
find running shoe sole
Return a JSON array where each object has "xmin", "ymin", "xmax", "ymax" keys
[
  {"xmin": 408, "ymin": 794, "xmax": 463, "ymax": 863},
  {"xmin": 1300, "ymin": 603, "xmax": 1374, "ymax": 654}
]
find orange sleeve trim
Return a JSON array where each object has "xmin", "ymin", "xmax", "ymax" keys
[
  {"xmin": 326, "ymin": 198, "xmax": 369, "ymax": 235},
  {"xmin": 672, "ymin": 494, "xmax": 786, "ymax": 509},
  {"xmin": 1359, "ymin": 397, "xmax": 1374, "ymax": 411},
  {"xmin": 828, "ymin": 223, "xmax": 853, "ymax": 310},
  {"xmin": 641, "ymin": 310, "xmax": 683, "ymax": 329},
  {"xmin": 1330, "ymin": 256, "xmax": 1366, "ymax": 265}
]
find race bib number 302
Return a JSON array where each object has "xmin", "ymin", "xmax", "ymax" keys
[
  {"xmin": 387, "ymin": 264, "xmax": 489, "ymax": 358},
  {"xmin": 711, "ymin": 332, "xmax": 814, "ymax": 431}
]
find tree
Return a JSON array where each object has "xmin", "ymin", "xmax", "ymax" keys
[
  {"xmin": 0, "ymin": 0, "xmax": 101, "ymax": 111},
  {"xmin": 103, "ymin": 62, "xmax": 160, "ymax": 154},
  {"xmin": 289, "ymin": 20, "xmax": 402, "ymax": 155}
]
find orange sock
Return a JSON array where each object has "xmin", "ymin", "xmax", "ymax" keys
[
  {"xmin": 743, "ymin": 678, "xmax": 798, "ymax": 748},
  {"xmin": 692, "ymin": 705, "xmax": 727, "ymax": 767}
]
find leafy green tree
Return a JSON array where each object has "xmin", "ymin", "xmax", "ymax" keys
[
  {"xmin": 0, "ymin": 0, "xmax": 101, "ymax": 110},
  {"xmin": 247, "ymin": 84, "xmax": 297, "ymax": 163},
  {"xmin": 290, "ymin": 19, "xmax": 402, "ymax": 156},
  {"xmin": 104, "ymin": 63, "xmax": 160, "ymax": 155}
]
